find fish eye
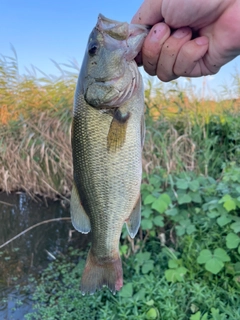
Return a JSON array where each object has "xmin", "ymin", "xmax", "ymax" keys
[{"xmin": 88, "ymin": 42, "xmax": 99, "ymax": 56}]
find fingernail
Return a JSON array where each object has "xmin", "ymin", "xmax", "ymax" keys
[
  {"xmin": 149, "ymin": 23, "xmax": 169, "ymax": 43},
  {"xmin": 173, "ymin": 27, "xmax": 190, "ymax": 39},
  {"xmin": 195, "ymin": 36, "xmax": 208, "ymax": 45}
]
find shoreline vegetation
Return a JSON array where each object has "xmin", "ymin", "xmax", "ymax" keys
[
  {"xmin": 1, "ymin": 51, "xmax": 240, "ymax": 199},
  {"xmin": 0, "ymin": 51, "xmax": 76, "ymax": 199},
  {"xmin": 2, "ymin": 51, "xmax": 240, "ymax": 318}
]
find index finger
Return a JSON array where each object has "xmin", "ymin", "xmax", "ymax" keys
[{"xmin": 131, "ymin": 0, "xmax": 164, "ymax": 25}]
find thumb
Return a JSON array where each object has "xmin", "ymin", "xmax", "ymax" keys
[{"xmin": 131, "ymin": 0, "xmax": 164, "ymax": 25}]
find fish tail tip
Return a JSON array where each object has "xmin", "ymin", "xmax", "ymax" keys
[{"xmin": 80, "ymin": 250, "xmax": 123, "ymax": 294}]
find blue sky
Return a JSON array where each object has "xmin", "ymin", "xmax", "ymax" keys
[{"xmin": 2, "ymin": 0, "xmax": 240, "ymax": 98}]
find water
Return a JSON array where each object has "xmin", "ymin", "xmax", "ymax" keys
[{"xmin": 0, "ymin": 193, "xmax": 86, "ymax": 320}]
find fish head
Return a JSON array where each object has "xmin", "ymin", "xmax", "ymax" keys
[{"xmin": 79, "ymin": 14, "xmax": 149, "ymax": 108}]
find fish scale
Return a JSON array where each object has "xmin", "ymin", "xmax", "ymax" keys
[
  {"xmin": 73, "ymin": 93, "xmax": 142, "ymax": 254},
  {"xmin": 70, "ymin": 14, "xmax": 148, "ymax": 294}
]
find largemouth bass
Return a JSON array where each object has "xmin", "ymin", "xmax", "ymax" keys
[{"xmin": 71, "ymin": 14, "xmax": 148, "ymax": 294}]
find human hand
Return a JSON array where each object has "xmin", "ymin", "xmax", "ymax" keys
[{"xmin": 132, "ymin": 0, "xmax": 240, "ymax": 81}]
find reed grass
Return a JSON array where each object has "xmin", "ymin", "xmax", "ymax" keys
[
  {"xmin": 143, "ymin": 78, "xmax": 240, "ymax": 176},
  {"xmin": 0, "ymin": 51, "xmax": 76, "ymax": 198},
  {"xmin": 1, "ymin": 51, "xmax": 240, "ymax": 198}
]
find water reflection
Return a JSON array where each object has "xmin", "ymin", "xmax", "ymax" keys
[{"xmin": 0, "ymin": 193, "xmax": 81, "ymax": 320}]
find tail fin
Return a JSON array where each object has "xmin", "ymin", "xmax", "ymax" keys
[{"xmin": 80, "ymin": 250, "xmax": 123, "ymax": 295}]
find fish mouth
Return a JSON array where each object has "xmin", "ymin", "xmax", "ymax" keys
[{"xmin": 94, "ymin": 74, "xmax": 122, "ymax": 84}]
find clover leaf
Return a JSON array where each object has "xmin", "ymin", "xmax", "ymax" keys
[
  {"xmin": 165, "ymin": 267, "xmax": 188, "ymax": 283},
  {"xmin": 165, "ymin": 259, "xmax": 188, "ymax": 283},
  {"xmin": 151, "ymin": 193, "xmax": 171, "ymax": 213},
  {"xmin": 226, "ymin": 233, "xmax": 240, "ymax": 254},
  {"xmin": 217, "ymin": 214, "xmax": 232, "ymax": 227},
  {"xmin": 197, "ymin": 248, "xmax": 230, "ymax": 274},
  {"xmin": 231, "ymin": 221, "xmax": 240, "ymax": 233},
  {"xmin": 119, "ymin": 282, "xmax": 133, "ymax": 298},
  {"xmin": 219, "ymin": 194, "xmax": 237, "ymax": 212},
  {"xmin": 190, "ymin": 311, "xmax": 208, "ymax": 320},
  {"xmin": 175, "ymin": 219, "xmax": 196, "ymax": 236}
]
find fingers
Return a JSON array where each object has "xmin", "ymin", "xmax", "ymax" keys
[
  {"xmin": 131, "ymin": 0, "xmax": 212, "ymax": 80},
  {"xmin": 141, "ymin": 23, "xmax": 171, "ymax": 75},
  {"xmin": 131, "ymin": 0, "xmax": 163, "ymax": 25},
  {"xmin": 155, "ymin": 27, "xmax": 193, "ymax": 81},
  {"xmin": 173, "ymin": 36, "xmax": 211, "ymax": 77},
  {"xmin": 142, "ymin": 27, "xmax": 210, "ymax": 80}
]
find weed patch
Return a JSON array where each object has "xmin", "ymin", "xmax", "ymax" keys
[{"xmin": 24, "ymin": 165, "xmax": 240, "ymax": 319}]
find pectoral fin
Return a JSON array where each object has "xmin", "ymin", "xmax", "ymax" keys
[
  {"xmin": 70, "ymin": 183, "xmax": 91, "ymax": 234},
  {"xmin": 107, "ymin": 110, "xmax": 130, "ymax": 153},
  {"xmin": 125, "ymin": 195, "xmax": 141, "ymax": 239}
]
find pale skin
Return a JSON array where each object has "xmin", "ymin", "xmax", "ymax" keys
[{"xmin": 131, "ymin": 0, "xmax": 240, "ymax": 81}]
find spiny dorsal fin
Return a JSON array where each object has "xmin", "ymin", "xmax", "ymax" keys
[
  {"xmin": 107, "ymin": 110, "xmax": 130, "ymax": 153},
  {"xmin": 70, "ymin": 182, "xmax": 91, "ymax": 234},
  {"xmin": 125, "ymin": 195, "xmax": 141, "ymax": 239}
]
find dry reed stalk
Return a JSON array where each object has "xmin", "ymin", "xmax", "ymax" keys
[
  {"xmin": 0, "ymin": 112, "xmax": 73, "ymax": 199},
  {"xmin": 142, "ymin": 120, "xmax": 196, "ymax": 174},
  {"xmin": 0, "ymin": 217, "xmax": 71, "ymax": 249}
]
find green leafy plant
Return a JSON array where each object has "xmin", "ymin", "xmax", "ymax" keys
[
  {"xmin": 165, "ymin": 259, "xmax": 188, "ymax": 283},
  {"xmin": 190, "ymin": 308, "xmax": 228, "ymax": 320},
  {"xmin": 226, "ymin": 233, "xmax": 240, "ymax": 254},
  {"xmin": 197, "ymin": 248, "xmax": 230, "ymax": 274}
]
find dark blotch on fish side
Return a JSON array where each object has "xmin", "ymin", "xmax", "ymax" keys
[{"xmin": 114, "ymin": 109, "xmax": 130, "ymax": 123}]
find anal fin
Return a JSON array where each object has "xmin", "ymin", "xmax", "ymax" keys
[
  {"xmin": 70, "ymin": 182, "xmax": 91, "ymax": 234},
  {"xmin": 125, "ymin": 195, "xmax": 141, "ymax": 239}
]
